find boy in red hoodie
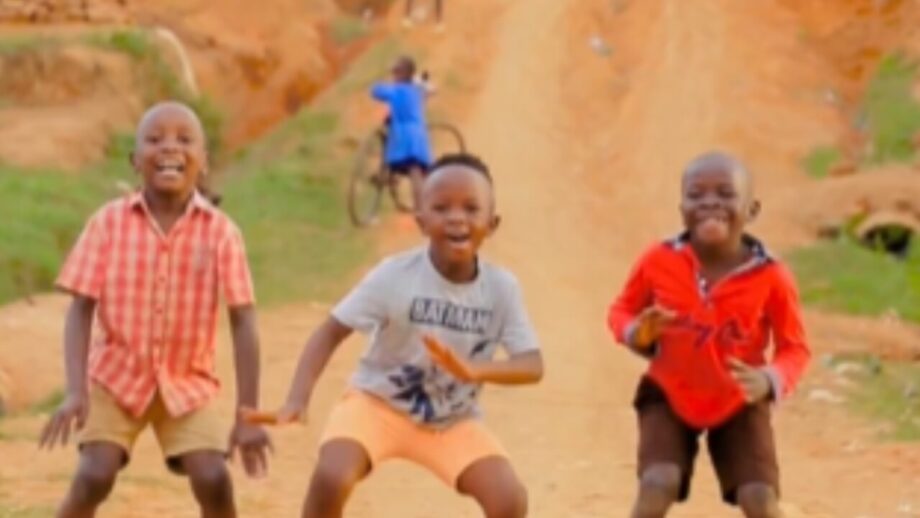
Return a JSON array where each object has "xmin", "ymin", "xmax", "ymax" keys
[{"xmin": 608, "ymin": 152, "xmax": 810, "ymax": 518}]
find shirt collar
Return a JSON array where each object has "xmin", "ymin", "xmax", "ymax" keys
[
  {"xmin": 128, "ymin": 189, "xmax": 214, "ymax": 216},
  {"xmin": 666, "ymin": 231, "xmax": 773, "ymax": 264}
]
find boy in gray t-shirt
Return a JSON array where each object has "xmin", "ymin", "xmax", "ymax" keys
[{"xmin": 246, "ymin": 154, "xmax": 543, "ymax": 517}]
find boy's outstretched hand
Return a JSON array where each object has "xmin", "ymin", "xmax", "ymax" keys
[
  {"xmin": 423, "ymin": 335, "xmax": 480, "ymax": 383},
  {"xmin": 39, "ymin": 392, "xmax": 89, "ymax": 450},
  {"xmin": 631, "ymin": 305, "xmax": 678, "ymax": 349},
  {"xmin": 229, "ymin": 421, "xmax": 272, "ymax": 478},
  {"xmin": 728, "ymin": 357, "xmax": 772, "ymax": 403}
]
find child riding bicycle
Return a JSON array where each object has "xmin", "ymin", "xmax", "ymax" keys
[{"xmin": 372, "ymin": 56, "xmax": 434, "ymax": 210}]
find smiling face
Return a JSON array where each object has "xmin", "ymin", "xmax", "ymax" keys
[
  {"xmin": 416, "ymin": 165, "xmax": 498, "ymax": 275},
  {"xmin": 131, "ymin": 102, "xmax": 207, "ymax": 200},
  {"xmin": 680, "ymin": 153, "xmax": 758, "ymax": 251}
]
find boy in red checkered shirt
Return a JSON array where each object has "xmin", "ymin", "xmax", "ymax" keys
[
  {"xmin": 608, "ymin": 152, "xmax": 810, "ymax": 518},
  {"xmin": 40, "ymin": 101, "xmax": 271, "ymax": 518}
]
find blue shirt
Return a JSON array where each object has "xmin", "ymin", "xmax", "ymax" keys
[{"xmin": 372, "ymin": 82, "xmax": 432, "ymax": 165}]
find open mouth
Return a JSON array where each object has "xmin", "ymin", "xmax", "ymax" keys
[
  {"xmin": 155, "ymin": 159, "xmax": 186, "ymax": 178},
  {"xmin": 445, "ymin": 233, "xmax": 472, "ymax": 247}
]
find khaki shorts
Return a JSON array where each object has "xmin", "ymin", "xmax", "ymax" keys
[
  {"xmin": 80, "ymin": 383, "xmax": 227, "ymax": 473},
  {"xmin": 321, "ymin": 390, "xmax": 507, "ymax": 488},
  {"xmin": 633, "ymin": 377, "xmax": 780, "ymax": 504}
]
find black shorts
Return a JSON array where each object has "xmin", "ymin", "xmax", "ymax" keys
[
  {"xmin": 388, "ymin": 158, "xmax": 429, "ymax": 175},
  {"xmin": 633, "ymin": 377, "xmax": 780, "ymax": 504}
]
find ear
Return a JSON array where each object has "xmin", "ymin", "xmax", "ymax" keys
[
  {"xmin": 747, "ymin": 199, "xmax": 762, "ymax": 222},
  {"xmin": 488, "ymin": 214, "xmax": 502, "ymax": 235},
  {"xmin": 415, "ymin": 211, "xmax": 429, "ymax": 236}
]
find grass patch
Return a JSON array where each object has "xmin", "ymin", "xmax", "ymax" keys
[
  {"xmin": 86, "ymin": 30, "xmax": 155, "ymax": 60},
  {"xmin": 219, "ymin": 110, "xmax": 370, "ymax": 304},
  {"xmin": 330, "ymin": 15, "xmax": 370, "ymax": 46},
  {"xmin": 0, "ymin": 157, "xmax": 125, "ymax": 305},
  {"xmin": 864, "ymin": 53, "xmax": 920, "ymax": 164},
  {"xmin": 788, "ymin": 239, "xmax": 920, "ymax": 323},
  {"xmin": 802, "ymin": 146, "xmax": 841, "ymax": 178},
  {"xmin": 29, "ymin": 389, "xmax": 65, "ymax": 416},
  {"xmin": 826, "ymin": 353, "xmax": 920, "ymax": 441}
]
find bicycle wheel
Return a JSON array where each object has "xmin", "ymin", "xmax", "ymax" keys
[
  {"xmin": 348, "ymin": 130, "xmax": 387, "ymax": 227},
  {"xmin": 427, "ymin": 122, "xmax": 466, "ymax": 156},
  {"xmin": 386, "ymin": 122, "xmax": 467, "ymax": 212}
]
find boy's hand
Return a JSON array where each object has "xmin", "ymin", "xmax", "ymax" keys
[
  {"xmin": 229, "ymin": 421, "xmax": 272, "ymax": 478},
  {"xmin": 632, "ymin": 305, "xmax": 678, "ymax": 348},
  {"xmin": 423, "ymin": 335, "xmax": 480, "ymax": 383},
  {"xmin": 39, "ymin": 392, "xmax": 89, "ymax": 450},
  {"xmin": 727, "ymin": 357, "xmax": 772, "ymax": 403}
]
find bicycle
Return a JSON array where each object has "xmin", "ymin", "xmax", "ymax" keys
[{"xmin": 348, "ymin": 121, "xmax": 465, "ymax": 227}]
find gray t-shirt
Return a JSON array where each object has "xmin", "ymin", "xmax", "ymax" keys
[{"xmin": 332, "ymin": 248, "xmax": 539, "ymax": 427}]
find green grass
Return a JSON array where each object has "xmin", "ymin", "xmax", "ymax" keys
[
  {"xmin": 219, "ymin": 110, "xmax": 370, "ymax": 304},
  {"xmin": 788, "ymin": 239, "xmax": 920, "ymax": 323},
  {"xmin": 86, "ymin": 30, "xmax": 155, "ymax": 60},
  {"xmin": 330, "ymin": 15, "xmax": 370, "ymax": 46},
  {"xmin": 0, "ymin": 157, "xmax": 125, "ymax": 304},
  {"xmin": 29, "ymin": 389, "xmax": 64, "ymax": 416},
  {"xmin": 864, "ymin": 53, "xmax": 920, "ymax": 164},
  {"xmin": 802, "ymin": 146, "xmax": 841, "ymax": 178},
  {"xmin": 825, "ymin": 353, "xmax": 920, "ymax": 441}
]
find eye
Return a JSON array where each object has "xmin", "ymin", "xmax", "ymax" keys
[
  {"xmin": 718, "ymin": 186, "xmax": 737, "ymax": 198},
  {"xmin": 432, "ymin": 202, "xmax": 448, "ymax": 213},
  {"xmin": 146, "ymin": 135, "xmax": 161, "ymax": 144},
  {"xmin": 464, "ymin": 202, "xmax": 480, "ymax": 214},
  {"xmin": 178, "ymin": 134, "xmax": 193, "ymax": 144}
]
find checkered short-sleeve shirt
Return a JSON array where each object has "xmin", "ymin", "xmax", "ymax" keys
[{"xmin": 56, "ymin": 191, "xmax": 255, "ymax": 417}]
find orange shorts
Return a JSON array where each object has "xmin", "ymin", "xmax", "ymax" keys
[{"xmin": 320, "ymin": 390, "xmax": 507, "ymax": 487}]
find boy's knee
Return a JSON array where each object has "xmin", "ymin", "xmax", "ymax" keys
[
  {"xmin": 481, "ymin": 484, "xmax": 527, "ymax": 518},
  {"xmin": 736, "ymin": 483, "xmax": 780, "ymax": 518},
  {"xmin": 188, "ymin": 462, "xmax": 233, "ymax": 505},
  {"xmin": 639, "ymin": 464, "xmax": 682, "ymax": 497},
  {"xmin": 72, "ymin": 460, "xmax": 119, "ymax": 503},
  {"xmin": 311, "ymin": 461, "xmax": 363, "ymax": 497}
]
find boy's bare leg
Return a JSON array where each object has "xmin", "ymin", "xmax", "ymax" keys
[
  {"xmin": 409, "ymin": 166, "xmax": 425, "ymax": 211},
  {"xmin": 631, "ymin": 464, "xmax": 681, "ymax": 518},
  {"xmin": 737, "ymin": 483, "xmax": 783, "ymax": 518},
  {"xmin": 457, "ymin": 456, "xmax": 527, "ymax": 518},
  {"xmin": 302, "ymin": 439, "xmax": 371, "ymax": 518},
  {"xmin": 180, "ymin": 451, "xmax": 236, "ymax": 518},
  {"xmin": 58, "ymin": 443, "xmax": 124, "ymax": 518}
]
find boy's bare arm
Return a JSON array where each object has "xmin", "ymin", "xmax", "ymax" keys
[
  {"xmin": 40, "ymin": 295, "xmax": 95, "ymax": 448},
  {"xmin": 472, "ymin": 350, "xmax": 543, "ymax": 385},
  {"xmin": 424, "ymin": 336, "xmax": 543, "ymax": 385},
  {"xmin": 227, "ymin": 305, "xmax": 273, "ymax": 477},
  {"xmin": 282, "ymin": 316, "xmax": 354, "ymax": 415},
  {"xmin": 228, "ymin": 305, "xmax": 261, "ymax": 409}
]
